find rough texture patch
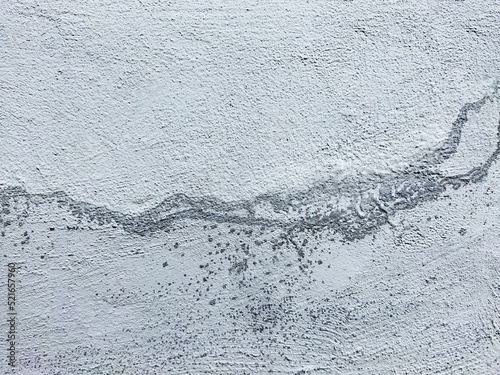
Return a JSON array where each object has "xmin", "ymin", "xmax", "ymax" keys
[{"xmin": 1, "ymin": 1, "xmax": 500, "ymax": 374}]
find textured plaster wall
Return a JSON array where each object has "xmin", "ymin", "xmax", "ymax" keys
[{"xmin": 1, "ymin": 1, "xmax": 500, "ymax": 374}]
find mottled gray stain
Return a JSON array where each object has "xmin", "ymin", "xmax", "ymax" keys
[
  {"xmin": 2, "ymin": 84, "xmax": 499, "ymax": 243},
  {"xmin": 1, "ymin": 86, "xmax": 499, "ymax": 375}
]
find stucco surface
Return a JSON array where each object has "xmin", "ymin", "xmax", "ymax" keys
[{"xmin": 1, "ymin": 1, "xmax": 500, "ymax": 374}]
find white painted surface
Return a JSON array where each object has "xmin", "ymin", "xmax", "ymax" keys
[
  {"xmin": 1, "ymin": 0, "xmax": 499, "ymax": 212},
  {"xmin": 1, "ymin": 1, "xmax": 500, "ymax": 374}
]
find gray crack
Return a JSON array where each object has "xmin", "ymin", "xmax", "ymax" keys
[{"xmin": 1, "ymin": 82, "xmax": 499, "ymax": 242}]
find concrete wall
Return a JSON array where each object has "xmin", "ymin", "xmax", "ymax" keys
[{"xmin": 1, "ymin": 1, "xmax": 500, "ymax": 373}]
